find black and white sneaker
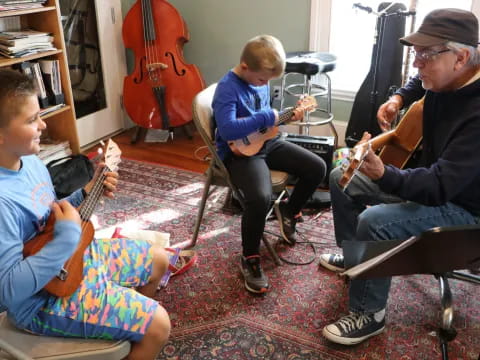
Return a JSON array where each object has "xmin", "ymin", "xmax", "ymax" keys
[
  {"xmin": 240, "ymin": 255, "xmax": 269, "ymax": 293},
  {"xmin": 322, "ymin": 309, "xmax": 386, "ymax": 345},
  {"xmin": 319, "ymin": 253, "xmax": 345, "ymax": 272},
  {"xmin": 274, "ymin": 200, "xmax": 297, "ymax": 245}
]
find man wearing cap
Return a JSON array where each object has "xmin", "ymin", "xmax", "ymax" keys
[{"xmin": 319, "ymin": 8, "xmax": 480, "ymax": 345}]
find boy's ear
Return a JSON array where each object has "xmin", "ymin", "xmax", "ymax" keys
[{"xmin": 239, "ymin": 62, "xmax": 249, "ymax": 71}]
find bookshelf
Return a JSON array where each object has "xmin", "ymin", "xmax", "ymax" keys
[{"xmin": 0, "ymin": 0, "xmax": 79, "ymax": 154}]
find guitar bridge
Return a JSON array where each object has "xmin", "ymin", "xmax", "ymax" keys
[{"xmin": 57, "ymin": 268, "xmax": 68, "ymax": 281}]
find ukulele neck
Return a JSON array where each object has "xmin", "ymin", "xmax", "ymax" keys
[
  {"xmin": 277, "ymin": 107, "xmax": 296, "ymax": 126},
  {"xmin": 79, "ymin": 167, "xmax": 109, "ymax": 221}
]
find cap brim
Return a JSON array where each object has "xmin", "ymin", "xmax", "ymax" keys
[{"xmin": 399, "ymin": 32, "xmax": 448, "ymax": 47}]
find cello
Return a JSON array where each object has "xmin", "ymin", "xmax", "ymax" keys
[{"xmin": 122, "ymin": 0, "xmax": 205, "ymax": 139}]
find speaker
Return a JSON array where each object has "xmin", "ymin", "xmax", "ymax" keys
[{"xmin": 283, "ymin": 133, "xmax": 335, "ymax": 188}]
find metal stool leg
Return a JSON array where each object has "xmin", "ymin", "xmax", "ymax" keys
[{"xmin": 437, "ymin": 274, "xmax": 457, "ymax": 360}]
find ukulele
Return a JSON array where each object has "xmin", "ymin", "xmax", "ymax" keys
[
  {"xmin": 339, "ymin": 97, "xmax": 424, "ymax": 190},
  {"xmin": 23, "ymin": 139, "xmax": 122, "ymax": 297},
  {"xmin": 228, "ymin": 96, "xmax": 317, "ymax": 156}
]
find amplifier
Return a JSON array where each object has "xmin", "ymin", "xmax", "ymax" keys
[{"xmin": 283, "ymin": 133, "xmax": 335, "ymax": 187}]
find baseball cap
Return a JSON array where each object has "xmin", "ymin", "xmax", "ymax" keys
[{"xmin": 400, "ymin": 8, "xmax": 479, "ymax": 47}]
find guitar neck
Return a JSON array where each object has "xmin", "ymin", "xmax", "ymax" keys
[{"xmin": 79, "ymin": 167, "xmax": 109, "ymax": 221}]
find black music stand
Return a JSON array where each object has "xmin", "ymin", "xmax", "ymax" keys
[{"xmin": 342, "ymin": 224, "xmax": 480, "ymax": 360}]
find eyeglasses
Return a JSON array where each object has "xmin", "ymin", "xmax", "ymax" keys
[{"xmin": 411, "ymin": 48, "xmax": 452, "ymax": 61}]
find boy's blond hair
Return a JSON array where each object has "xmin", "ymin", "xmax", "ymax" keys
[
  {"xmin": 240, "ymin": 35, "xmax": 286, "ymax": 77},
  {"xmin": 0, "ymin": 69, "xmax": 38, "ymax": 128}
]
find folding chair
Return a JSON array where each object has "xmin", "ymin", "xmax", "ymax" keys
[
  {"xmin": 344, "ymin": 224, "xmax": 480, "ymax": 360},
  {"xmin": 184, "ymin": 83, "xmax": 289, "ymax": 265},
  {"xmin": 0, "ymin": 312, "xmax": 130, "ymax": 360}
]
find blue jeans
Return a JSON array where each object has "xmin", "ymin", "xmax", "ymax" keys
[{"xmin": 329, "ymin": 167, "xmax": 478, "ymax": 314}]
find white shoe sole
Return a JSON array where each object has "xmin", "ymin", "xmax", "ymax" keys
[
  {"xmin": 319, "ymin": 256, "xmax": 345, "ymax": 273},
  {"xmin": 322, "ymin": 325, "xmax": 385, "ymax": 345}
]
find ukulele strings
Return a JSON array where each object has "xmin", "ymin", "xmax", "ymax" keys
[
  {"xmin": 62, "ymin": 167, "xmax": 107, "ymax": 269},
  {"xmin": 79, "ymin": 168, "xmax": 108, "ymax": 229}
]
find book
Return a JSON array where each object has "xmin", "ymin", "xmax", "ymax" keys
[
  {"xmin": 0, "ymin": 34, "xmax": 52, "ymax": 46},
  {"xmin": 0, "ymin": 29, "xmax": 50, "ymax": 40},
  {"xmin": 39, "ymin": 103, "xmax": 65, "ymax": 117},
  {"xmin": 39, "ymin": 59, "xmax": 64, "ymax": 105},
  {"xmin": 38, "ymin": 140, "xmax": 71, "ymax": 165},
  {"xmin": 0, "ymin": 3, "xmax": 44, "ymax": 11},
  {"xmin": 0, "ymin": 0, "xmax": 46, "ymax": 5}
]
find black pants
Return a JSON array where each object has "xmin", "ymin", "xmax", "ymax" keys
[{"xmin": 225, "ymin": 138, "xmax": 326, "ymax": 257}]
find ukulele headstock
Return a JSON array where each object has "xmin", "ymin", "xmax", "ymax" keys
[
  {"xmin": 296, "ymin": 95, "xmax": 317, "ymax": 113},
  {"xmin": 338, "ymin": 142, "xmax": 370, "ymax": 190},
  {"xmin": 101, "ymin": 139, "xmax": 122, "ymax": 172}
]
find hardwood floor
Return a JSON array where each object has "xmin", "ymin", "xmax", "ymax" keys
[{"xmin": 93, "ymin": 127, "xmax": 209, "ymax": 174}]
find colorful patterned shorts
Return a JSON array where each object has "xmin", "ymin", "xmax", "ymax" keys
[{"xmin": 24, "ymin": 238, "xmax": 158, "ymax": 342}]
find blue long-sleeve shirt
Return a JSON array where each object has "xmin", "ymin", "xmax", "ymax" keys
[
  {"xmin": 0, "ymin": 155, "xmax": 83, "ymax": 327},
  {"xmin": 212, "ymin": 70, "xmax": 276, "ymax": 160},
  {"xmin": 377, "ymin": 73, "xmax": 480, "ymax": 214}
]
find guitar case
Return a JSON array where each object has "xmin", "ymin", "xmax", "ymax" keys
[{"xmin": 345, "ymin": 2, "xmax": 407, "ymax": 147}]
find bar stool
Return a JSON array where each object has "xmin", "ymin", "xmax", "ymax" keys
[{"xmin": 280, "ymin": 51, "xmax": 338, "ymax": 147}]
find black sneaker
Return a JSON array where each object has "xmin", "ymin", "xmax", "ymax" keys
[
  {"xmin": 319, "ymin": 253, "xmax": 345, "ymax": 272},
  {"xmin": 322, "ymin": 309, "xmax": 386, "ymax": 345},
  {"xmin": 274, "ymin": 200, "xmax": 297, "ymax": 245},
  {"xmin": 240, "ymin": 255, "xmax": 269, "ymax": 293}
]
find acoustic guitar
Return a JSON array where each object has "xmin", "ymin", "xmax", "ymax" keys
[
  {"xmin": 339, "ymin": 97, "xmax": 424, "ymax": 190},
  {"xmin": 228, "ymin": 96, "xmax": 317, "ymax": 156},
  {"xmin": 23, "ymin": 139, "xmax": 122, "ymax": 297}
]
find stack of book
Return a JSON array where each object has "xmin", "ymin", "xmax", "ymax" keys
[
  {"xmin": 38, "ymin": 140, "xmax": 71, "ymax": 165},
  {"xmin": 0, "ymin": 29, "xmax": 55, "ymax": 58},
  {"xmin": 0, "ymin": 0, "xmax": 46, "ymax": 11}
]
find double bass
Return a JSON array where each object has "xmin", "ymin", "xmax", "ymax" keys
[{"xmin": 122, "ymin": 0, "xmax": 205, "ymax": 138}]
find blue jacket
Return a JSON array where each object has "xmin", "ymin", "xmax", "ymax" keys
[{"xmin": 212, "ymin": 71, "xmax": 276, "ymax": 160}]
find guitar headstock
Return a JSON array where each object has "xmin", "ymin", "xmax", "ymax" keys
[{"xmin": 103, "ymin": 139, "xmax": 122, "ymax": 172}]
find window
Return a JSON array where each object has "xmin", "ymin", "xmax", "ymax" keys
[{"xmin": 311, "ymin": 0, "xmax": 477, "ymax": 100}]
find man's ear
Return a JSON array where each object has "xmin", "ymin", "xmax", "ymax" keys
[
  {"xmin": 454, "ymin": 48, "xmax": 470, "ymax": 70},
  {"xmin": 239, "ymin": 62, "xmax": 249, "ymax": 71}
]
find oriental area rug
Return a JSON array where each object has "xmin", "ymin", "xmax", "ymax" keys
[{"xmin": 92, "ymin": 158, "xmax": 480, "ymax": 360}]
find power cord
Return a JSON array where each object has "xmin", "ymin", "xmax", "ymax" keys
[
  {"xmin": 265, "ymin": 207, "xmax": 333, "ymax": 266},
  {"xmin": 193, "ymin": 145, "xmax": 211, "ymax": 162}
]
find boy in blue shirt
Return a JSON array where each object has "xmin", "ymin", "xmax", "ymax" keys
[
  {"xmin": 0, "ymin": 69, "xmax": 170, "ymax": 360},
  {"xmin": 213, "ymin": 35, "xmax": 326, "ymax": 293}
]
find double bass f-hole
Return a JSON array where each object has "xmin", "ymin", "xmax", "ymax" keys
[
  {"xmin": 165, "ymin": 51, "xmax": 186, "ymax": 76},
  {"xmin": 134, "ymin": 56, "xmax": 169, "ymax": 84}
]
